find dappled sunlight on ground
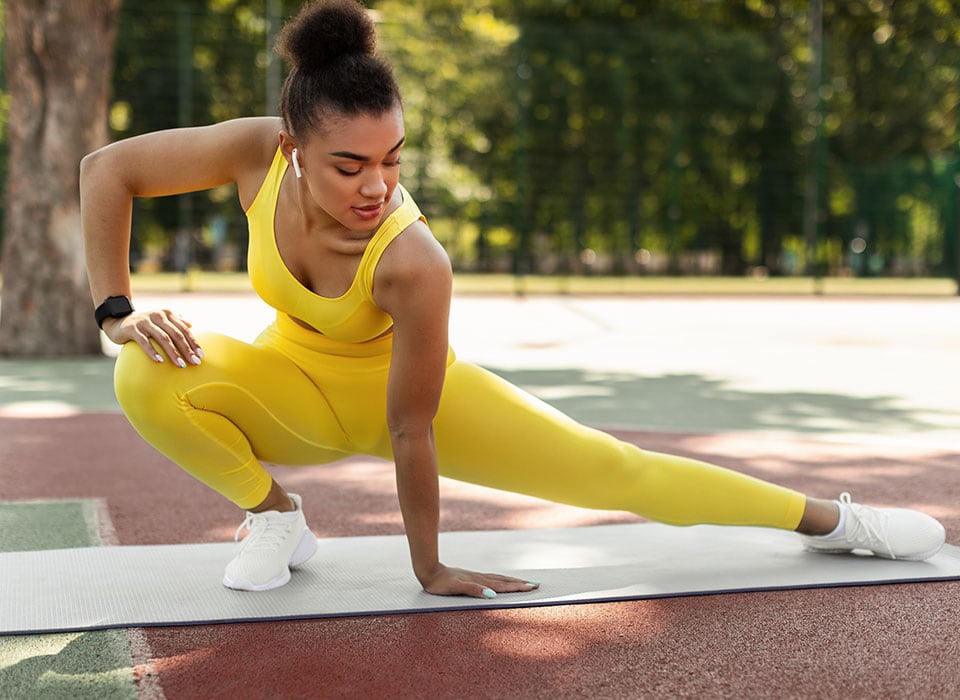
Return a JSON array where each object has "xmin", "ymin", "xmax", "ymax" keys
[
  {"xmin": 0, "ymin": 630, "xmax": 136, "ymax": 698},
  {"xmin": 150, "ymin": 645, "xmax": 219, "ymax": 679},
  {"xmin": 0, "ymin": 401, "xmax": 80, "ymax": 418},
  {"xmin": 477, "ymin": 603, "xmax": 668, "ymax": 661},
  {"xmin": 492, "ymin": 366, "xmax": 960, "ymax": 446}
]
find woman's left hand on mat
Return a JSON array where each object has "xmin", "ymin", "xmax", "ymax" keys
[{"xmin": 420, "ymin": 564, "xmax": 540, "ymax": 599}]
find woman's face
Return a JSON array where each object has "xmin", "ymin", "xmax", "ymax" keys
[{"xmin": 289, "ymin": 106, "xmax": 405, "ymax": 231}]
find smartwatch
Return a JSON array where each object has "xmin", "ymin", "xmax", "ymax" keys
[{"xmin": 95, "ymin": 295, "xmax": 135, "ymax": 329}]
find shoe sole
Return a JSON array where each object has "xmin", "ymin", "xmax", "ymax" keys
[
  {"xmin": 804, "ymin": 541, "xmax": 944, "ymax": 562},
  {"xmin": 222, "ymin": 528, "xmax": 319, "ymax": 592}
]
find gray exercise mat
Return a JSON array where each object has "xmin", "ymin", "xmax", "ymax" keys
[{"xmin": 2, "ymin": 523, "xmax": 958, "ymax": 635}]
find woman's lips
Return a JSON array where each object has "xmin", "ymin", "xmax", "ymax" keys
[{"xmin": 351, "ymin": 203, "xmax": 383, "ymax": 221}]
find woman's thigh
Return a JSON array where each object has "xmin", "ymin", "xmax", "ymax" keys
[
  {"xmin": 432, "ymin": 361, "xmax": 636, "ymax": 508},
  {"xmin": 115, "ymin": 332, "xmax": 353, "ymax": 467}
]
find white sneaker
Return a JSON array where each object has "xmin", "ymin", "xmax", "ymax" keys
[
  {"xmin": 802, "ymin": 492, "xmax": 945, "ymax": 561},
  {"xmin": 222, "ymin": 493, "xmax": 318, "ymax": 591}
]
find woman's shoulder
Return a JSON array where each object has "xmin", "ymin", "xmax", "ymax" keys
[
  {"xmin": 225, "ymin": 117, "xmax": 284, "ymax": 207},
  {"xmin": 379, "ymin": 222, "xmax": 450, "ymax": 285},
  {"xmin": 385, "ymin": 188, "xmax": 446, "ymax": 270},
  {"xmin": 372, "ymin": 203, "xmax": 451, "ymax": 307}
]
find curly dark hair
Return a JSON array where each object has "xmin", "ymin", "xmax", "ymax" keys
[{"xmin": 275, "ymin": 0, "xmax": 401, "ymax": 137}]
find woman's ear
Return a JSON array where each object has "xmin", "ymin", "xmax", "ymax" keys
[{"xmin": 278, "ymin": 131, "xmax": 300, "ymax": 177}]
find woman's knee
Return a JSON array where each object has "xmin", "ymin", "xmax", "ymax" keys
[
  {"xmin": 114, "ymin": 342, "xmax": 181, "ymax": 418},
  {"xmin": 114, "ymin": 331, "xmax": 275, "ymax": 422}
]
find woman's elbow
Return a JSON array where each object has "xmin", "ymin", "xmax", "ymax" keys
[{"xmin": 79, "ymin": 147, "xmax": 109, "ymax": 189}]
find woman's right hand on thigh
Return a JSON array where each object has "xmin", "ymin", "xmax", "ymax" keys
[{"xmin": 103, "ymin": 309, "xmax": 204, "ymax": 368}]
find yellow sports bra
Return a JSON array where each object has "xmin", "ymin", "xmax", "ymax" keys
[{"xmin": 246, "ymin": 147, "xmax": 426, "ymax": 342}]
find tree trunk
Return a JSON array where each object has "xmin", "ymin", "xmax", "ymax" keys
[{"xmin": 0, "ymin": 0, "xmax": 121, "ymax": 357}]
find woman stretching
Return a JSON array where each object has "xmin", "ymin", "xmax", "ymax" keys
[{"xmin": 80, "ymin": 0, "xmax": 944, "ymax": 598}]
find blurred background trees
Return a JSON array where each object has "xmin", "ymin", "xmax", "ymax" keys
[
  {"xmin": 0, "ymin": 0, "xmax": 121, "ymax": 356},
  {"xmin": 2, "ymin": 0, "xmax": 959, "ymax": 287}
]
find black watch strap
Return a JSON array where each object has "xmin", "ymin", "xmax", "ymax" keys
[{"xmin": 95, "ymin": 295, "xmax": 135, "ymax": 329}]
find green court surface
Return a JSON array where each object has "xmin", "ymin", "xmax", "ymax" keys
[{"xmin": 0, "ymin": 500, "xmax": 137, "ymax": 700}]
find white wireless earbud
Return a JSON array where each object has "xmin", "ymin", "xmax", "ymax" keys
[{"xmin": 291, "ymin": 148, "xmax": 303, "ymax": 179}]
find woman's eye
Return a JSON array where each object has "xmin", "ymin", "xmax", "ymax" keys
[{"xmin": 337, "ymin": 168, "xmax": 361, "ymax": 176}]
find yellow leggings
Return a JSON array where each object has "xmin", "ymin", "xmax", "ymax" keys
[{"xmin": 114, "ymin": 314, "xmax": 806, "ymax": 529}]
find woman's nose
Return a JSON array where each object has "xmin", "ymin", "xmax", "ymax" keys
[{"xmin": 359, "ymin": 169, "xmax": 388, "ymax": 199}]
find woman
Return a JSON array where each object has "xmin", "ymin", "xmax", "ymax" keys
[{"xmin": 80, "ymin": 0, "xmax": 945, "ymax": 598}]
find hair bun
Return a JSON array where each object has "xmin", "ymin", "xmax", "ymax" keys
[{"xmin": 277, "ymin": 0, "xmax": 376, "ymax": 73}]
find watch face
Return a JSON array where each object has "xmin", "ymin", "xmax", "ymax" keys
[
  {"xmin": 106, "ymin": 297, "xmax": 134, "ymax": 315},
  {"xmin": 96, "ymin": 296, "xmax": 134, "ymax": 327}
]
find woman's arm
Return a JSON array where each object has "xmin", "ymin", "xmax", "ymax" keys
[
  {"xmin": 375, "ymin": 223, "xmax": 450, "ymax": 586},
  {"xmin": 375, "ymin": 222, "xmax": 538, "ymax": 598},
  {"xmin": 79, "ymin": 117, "xmax": 279, "ymax": 364}
]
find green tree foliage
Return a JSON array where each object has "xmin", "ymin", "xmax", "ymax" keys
[
  {"xmin": 372, "ymin": 0, "xmax": 520, "ymax": 269},
  {"xmin": 15, "ymin": 0, "xmax": 951, "ymax": 278},
  {"xmin": 817, "ymin": 0, "xmax": 960, "ymax": 274},
  {"xmin": 494, "ymin": 1, "xmax": 798, "ymax": 274},
  {"xmin": 490, "ymin": 0, "xmax": 960, "ymax": 276},
  {"xmin": 111, "ymin": 0, "xmax": 272, "ymax": 271}
]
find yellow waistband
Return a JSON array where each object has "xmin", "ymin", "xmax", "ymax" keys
[{"xmin": 258, "ymin": 312, "xmax": 457, "ymax": 366}]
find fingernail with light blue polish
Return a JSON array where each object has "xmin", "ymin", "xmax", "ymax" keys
[
  {"xmin": 482, "ymin": 588, "xmax": 497, "ymax": 599},
  {"xmin": 175, "ymin": 357, "xmax": 187, "ymax": 368}
]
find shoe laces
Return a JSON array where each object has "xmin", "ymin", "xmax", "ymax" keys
[
  {"xmin": 234, "ymin": 511, "xmax": 294, "ymax": 552},
  {"xmin": 839, "ymin": 492, "xmax": 896, "ymax": 559}
]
